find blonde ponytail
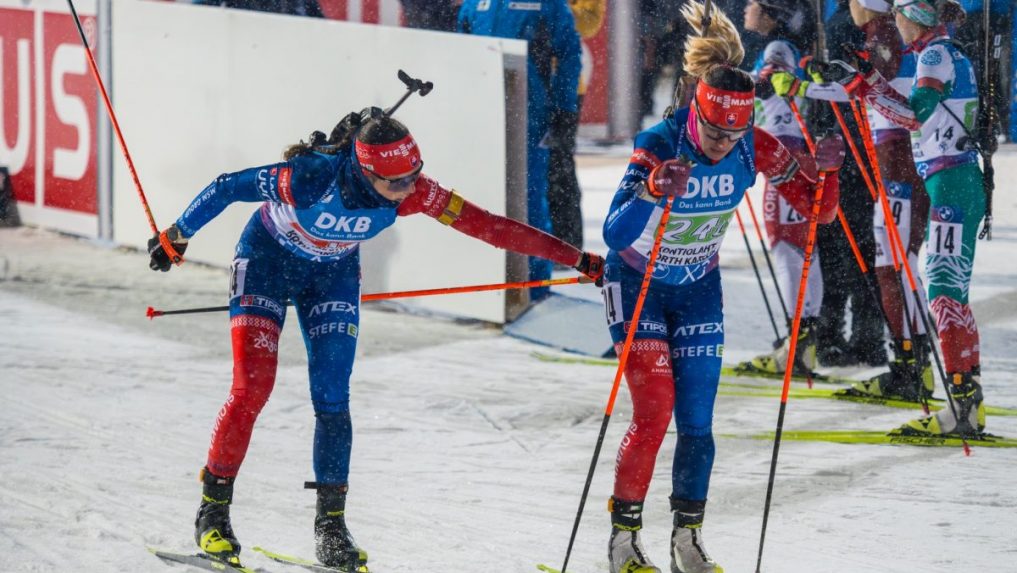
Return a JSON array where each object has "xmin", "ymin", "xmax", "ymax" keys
[{"xmin": 680, "ymin": 1, "xmax": 744, "ymax": 79}]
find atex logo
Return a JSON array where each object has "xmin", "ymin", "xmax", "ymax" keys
[
  {"xmin": 314, "ymin": 213, "xmax": 372, "ymax": 233},
  {"xmin": 673, "ymin": 322, "xmax": 724, "ymax": 336},
  {"xmin": 308, "ymin": 301, "xmax": 358, "ymax": 317}
]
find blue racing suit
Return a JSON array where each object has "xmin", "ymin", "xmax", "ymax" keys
[
  {"xmin": 175, "ymin": 146, "xmax": 586, "ymax": 483},
  {"xmin": 603, "ymin": 107, "xmax": 756, "ymax": 503}
]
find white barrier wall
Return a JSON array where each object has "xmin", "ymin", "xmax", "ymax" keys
[
  {"xmin": 0, "ymin": 0, "xmax": 99, "ymax": 237},
  {"xmin": 110, "ymin": 1, "xmax": 527, "ymax": 323}
]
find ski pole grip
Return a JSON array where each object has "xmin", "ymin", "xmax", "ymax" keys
[{"xmin": 158, "ymin": 233, "xmax": 185, "ymax": 265}]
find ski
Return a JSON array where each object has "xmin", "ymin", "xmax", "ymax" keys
[
  {"xmin": 533, "ymin": 351, "xmax": 1017, "ymax": 416},
  {"xmin": 252, "ymin": 546, "xmax": 369, "ymax": 573},
  {"xmin": 536, "ymin": 565, "xmax": 561, "ymax": 573},
  {"xmin": 530, "ymin": 351, "xmax": 858, "ymax": 386},
  {"xmin": 717, "ymin": 384, "xmax": 1017, "ymax": 417},
  {"xmin": 149, "ymin": 547, "xmax": 268, "ymax": 573},
  {"xmin": 729, "ymin": 429, "xmax": 1017, "ymax": 448}
]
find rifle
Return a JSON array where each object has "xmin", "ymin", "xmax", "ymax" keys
[{"xmin": 976, "ymin": 0, "xmax": 1000, "ymax": 240}]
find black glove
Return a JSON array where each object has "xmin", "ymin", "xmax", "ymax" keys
[
  {"xmin": 148, "ymin": 225, "xmax": 188, "ymax": 272},
  {"xmin": 547, "ymin": 109, "xmax": 579, "ymax": 154},
  {"xmin": 574, "ymin": 252, "xmax": 605, "ymax": 287}
]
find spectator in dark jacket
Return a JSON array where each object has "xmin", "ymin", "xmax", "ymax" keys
[
  {"xmin": 812, "ymin": 0, "xmax": 887, "ymax": 366},
  {"xmin": 193, "ymin": 0, "xmax": 323, "ymax": 17},
  {"xmin": 399, "ymin": 0, "xmax": 461, "ymax": 32}
]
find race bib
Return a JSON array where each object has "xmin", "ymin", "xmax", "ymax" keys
[{"xmin": 603, "ymin": 282, "xmax": 624, "ymax": 327}]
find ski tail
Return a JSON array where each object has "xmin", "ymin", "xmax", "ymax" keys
[{"xmin": 149, "ymin": 547, "xmax": 264, "ymax": 573}]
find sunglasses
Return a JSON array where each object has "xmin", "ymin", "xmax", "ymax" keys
[
  {"xmin": 698, "ymin": 116, "xmax": 751, "ymax": 143},
  {"xmin": 365, "ymin": 162, "xmax": 424, "ymax": 190}
]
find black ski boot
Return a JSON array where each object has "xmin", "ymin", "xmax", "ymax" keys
[
  {"xmin": 311, "ymin": 483, "xmax": 368, "ymax": 572},
  {"xmin": 841, "ymin": 338, "xmax": 932, "ymax": 402},
  {"xmin": 742, "ymin": 318, "xmax": 818, "ymax": 377},
  {"xmin": 901, "ymin": 371, "xmax": 985, "ymax": 436},
  {"xmin": 194, "ymin": 467, "xmax": 242, "ymax": 565},
  {"xmin": 607, "ymin": 497, "xmax": 659, "ymax": 573}
]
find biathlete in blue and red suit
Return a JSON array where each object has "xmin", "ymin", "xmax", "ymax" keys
[
  {"xmin": 599, "ymin": 5, "xmax": 844, "ymax": 573},
  {"xmin": 147, "ymin": 112, "xmax": 605, "ymax": 571}
]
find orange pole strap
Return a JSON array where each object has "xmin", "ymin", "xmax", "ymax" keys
[{"xmin": 604, "ymin": 197, "xmax": 675, "ymax": 415}]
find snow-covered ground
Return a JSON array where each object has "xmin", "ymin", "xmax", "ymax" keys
[{"xmin": 3, "ymin": 150, "xmax": 1017, "ymax": 573}]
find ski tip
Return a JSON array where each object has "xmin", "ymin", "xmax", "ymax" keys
[{"xmin": 537, "ymin": 565, "xmax": 562, "ymax": 573}]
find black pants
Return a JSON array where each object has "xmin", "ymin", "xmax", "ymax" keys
[
  {"xmin": 547, "ymin": 96, "xmax": 584, "ymax": 250},
  {"xmin": 816, "ymin": 156, "xmax": 885, "ymax": 355}
]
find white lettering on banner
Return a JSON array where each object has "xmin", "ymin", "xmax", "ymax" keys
[
  {"xmin": 508, "ymin": 2, "xmax": 542, "ymax": 10},
  {"xmin": 673, "ymin": 322, "xmax": 724, "ymax": 337},
  {"xmin": 3, "ymin": 10, "xmax": 98, "ymax": 219},
  {"xmin": 51, "ymin": 43, "xmax": 89, "ymax": 180},
  {"xmin": 0, "ymin": 41, "xmax": 32, "ymax": 174},
  {"xmin": 685, "ymin": 175, "xmax": 734, "ymax": 199},
  {"xmin": 314, "ymin": 212, "xmax": 372, "ymax": 233}
]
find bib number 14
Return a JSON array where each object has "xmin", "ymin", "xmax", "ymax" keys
[{"xmin": 929, "ymin": 221, "xmax": 961, "ymax": 257}]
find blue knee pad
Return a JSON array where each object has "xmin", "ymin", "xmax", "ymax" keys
[{"xmin": 313, "ymin": 408, "xmax": 353, "ymax": 484}]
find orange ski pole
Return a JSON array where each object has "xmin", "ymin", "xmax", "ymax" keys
[
  {"xmin": 756, "ymin": 172, "xmax": 827, "ymax": 573},
  {"xmin": 67, "ymin": 0, "xmax": 161, "ymax": 237},
  {"xmin": 854, "ymin": 99, "xmax": 965, "ymax": 450},
  {"xmin": 557, "ymin": 196, "xmax": 675, "ymax": 573},
  {"xmin": 148, "ymin": 276, "xmax": 583, "ymax": 318}
]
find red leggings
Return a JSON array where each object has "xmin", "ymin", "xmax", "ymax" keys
[
  {"xmin": 206, "ymin": 315, "xmax": 280, "ymax": 477},
  {"xmin": 613, "ymin": 339, "xmax": 674, "ymax": 501}
]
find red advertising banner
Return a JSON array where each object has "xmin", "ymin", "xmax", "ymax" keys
[
  {"xmin": 44, "ymin": 11, "xmax": 98, "ymax": 214},
  {"xmin": 0, "ymin": 8, "xmax": 36, "ymax": 204},
  {"xmin": 0, "ymin": 6, "xmax": 98, "ymax": 223}
]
